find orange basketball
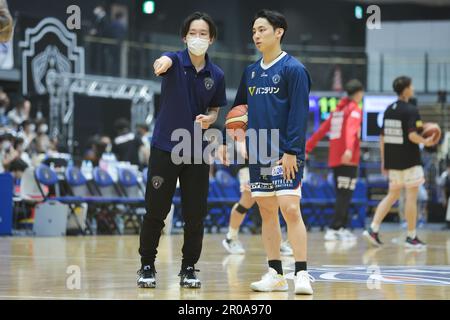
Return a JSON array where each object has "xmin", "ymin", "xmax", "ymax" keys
[
  {"xmin": 422, "ymin": 122, "xmax": 441, "ymax": 146},
  {"xmin": 225, "ymin": 104, "xmax": 248, "ymax": 141}
]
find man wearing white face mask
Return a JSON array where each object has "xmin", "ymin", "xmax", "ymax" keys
[{"xmin": 138, "ymin": 12, "xmax": 227, "ymax": 289}]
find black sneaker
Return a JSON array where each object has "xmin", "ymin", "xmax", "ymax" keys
[
  {"xmin": 363, "ymin": 227, "xmax": 383, "ymax": 247},
  {"xmin": 405, "ymin": 236, "xmax": 427, "ymax": 249},
  {"xmin": 137, "ymin": 265, "xmax": 156, "ymax": 288},
  {"xmin": 179, "ymin": 266, "xmax": 201, "ymax": 289}
]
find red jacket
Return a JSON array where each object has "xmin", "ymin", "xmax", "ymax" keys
[{"xmin": 306, "ymin": 97, "xmax": 362, "ymax": 167}]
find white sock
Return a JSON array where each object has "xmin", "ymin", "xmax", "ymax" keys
[
  {"xmin": 227, "ymin": 227, "xmax": 239, "ymax": 240},
  {"xmin": 407, "ymin": 230, "xmax": 416, "ymax": 239},
  {"xmin": 370, "ymin": 222, "xmax": 380, "ymax": 233}
]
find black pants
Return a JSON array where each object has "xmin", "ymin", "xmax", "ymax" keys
[
  {"xmin": 330, "ymin": 165, "xmax": 358, "ymax": 230},
  {"xmin": 139, "ymin": 147, "xmax": 210, "ymax": 268}
]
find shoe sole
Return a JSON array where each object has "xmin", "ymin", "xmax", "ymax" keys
[
  {"xmin": 363, "ymin": 231, "xmax": 382, "ymax": 247},
  {"xmin": 404, "ymin": 243, "xmax": 427, "ymax": 250},
  {"xmin": 137, "ymin": 281, "xmax": 156, "ymax": 288},
  {"xmin": 222, "ymin": 239, "xmax": 245, "ymax": 255},
  {"xmin": 295, "ymin": 288, "xmax": 314, "ymax": 295},
  {"xmin": 180, "ymin": 283, "xmax": 201, "ymax": 289},
  {"xmin": 250, "ymin": 286, "xmax": 288, "ymax": 292}
]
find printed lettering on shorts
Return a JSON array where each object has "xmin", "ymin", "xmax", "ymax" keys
[
  {"xmin": 330, "ymin": 111, "xmax": 344, "ymax": 140},
  {"xmin": 337, "ymin": 176, "xmax": 357, "ymax": 190},
  {"xmin": 384, "ymin": 119, "xmax": 403, "ymax": 144}
]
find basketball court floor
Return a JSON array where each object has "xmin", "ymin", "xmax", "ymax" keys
[{"xmin": 1, "ymin": 227, "xmax": 450, "ymax": 300}]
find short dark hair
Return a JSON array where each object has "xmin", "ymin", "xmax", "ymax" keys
[
  {"xmin": 345, "ymin": 79, "xmax": 364, "ymax": 96},
  {"xmin": 114, "ymin": 118, "xmax": 130, "ymax": 133},
  {"xmin": 252, "ymin": 9, "xmax": 288, "ymax": 42},
  {"xmin": 393, "ymin": 76, "xmax": 412, "ymax": 95},
  {"xmin": 180, "ymin": 12, "xmax": 217, "ymax": 40}
]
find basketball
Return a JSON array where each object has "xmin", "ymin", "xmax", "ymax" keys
[
  {"xmin": 422, "ymin": 122, "xmax": 441, "ymax": 146},
  {"xmin": 225, "ymin": 104, "xmax": 248, "ymax": 141}
]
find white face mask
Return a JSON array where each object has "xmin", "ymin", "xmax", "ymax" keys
[{"xmin": 186, "ymin": 37, "xmax": 210, "ymax": 56}]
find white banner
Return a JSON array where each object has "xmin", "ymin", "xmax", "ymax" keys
[{"xmin": 0, "ymin": 35, "xmax": 13, "ymax": 69}]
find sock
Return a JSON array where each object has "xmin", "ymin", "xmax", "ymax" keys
[
  {"xmin": 295, "ymin": 261, "xmax": 307, "ymax": 275},
  {"xmin": 268, "ymin": 260, "xmax": 283, "ymax": 275},
  {"xmin": 227, "ymin": 227, "xmax": 239, "ymax": 240},
  {"xmin": 370, "ymin": 222, "xmax": 380, "ymax": 233},
  {"xmin": 407, "ymin": 229, "xmax": 416, "ymax": 239}
]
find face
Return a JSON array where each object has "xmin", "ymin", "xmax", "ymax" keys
[
  {"xmin": 352, "ymin": 91, "xmax": 364, "ymax": 104},
  {"xmin": 252, "ymin": 18, "xmax": 284, "ymax": 53},
  {"xmin": 183, "ymin": 19, "xmax": 213, "ymax": 44},
  {"xmin": 403, "ymin": 84, "xmax": 414, "ymax": 99}
]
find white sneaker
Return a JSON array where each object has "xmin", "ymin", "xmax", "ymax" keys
[
  {"xmin": 222, "ymin": 238, "xmax": 245, "ymax": 255},
  {"xmin": 280, "ymin": 240, "xmax": 293, "ymax": 256},
  {"xmin": 294, "ymin": 270, "xmax": 314, "ymax": 295},
  {"xmin": 324, "ymin": 229, "xmax": 339, "ymax": 241},
  {"xmin": 338, "ymin": 228, "xmax": 357, "ymax": 241},
  {"xmin": 250, "ymin": 268, "xmax": 288, "ymax": 292}
]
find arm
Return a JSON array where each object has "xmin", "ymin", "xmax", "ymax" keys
[
  {"xmin": 305, "ymin": 116, "xmax": 331, "ymax": 153},
  {"xmin": 0, "ymin": 0, "xmax": 13, "ymax": 43},
  {"xmin": 405, "ymin": 106, "xmax": 434, "ymax": 146},
  {"xmin": 408, "ymin": 131, "xmax": 435, "ymax": 146},
  {"xmin": 279, "ymin": 66, "xmax": 311, "ymax": 180},
  {"xmin": 153, "ymin": 54, "xmax": 175, "ymax": 76},
  {"xmin": 342, "ymin": 108, "xmax": 362, "ymax": 162}
]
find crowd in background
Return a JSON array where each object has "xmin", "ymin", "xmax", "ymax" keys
[{"xmin": 0, "ymin": 87, "xmax": 151, "ymax": 182}]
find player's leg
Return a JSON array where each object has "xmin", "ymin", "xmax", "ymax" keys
[
  {"xmin": 177, "ymin": 162, "xmax": 210, "ymax": 288},
  {"xmin": 404, "ymin": 166, "xmax": 426, "ymax": 248},
  {"xmin": 138, "ymin": 147, "xmax": 180, "ymax": 288},
  {"xmin": 250, "ymin": 195, "xmax": 288, "ymax": 292},
  {"xmin": 223, "ymin": 166, "xmax": 255, "ymax": 254},
  {"xmin": 223, "ymin": 189, "xmax": 255, "ymax": 254},
  {"xmin": 328, "ymin": 166, "xmax": 358, "ymax": 241},
  {"xmin": 272, "ymin": 162, "xmax": 313, "ymax": 295},
  {"xmin": 277, "ymin": 194, "xmax": 313, "ymax": 295},
  {"xmin": 363, "ymin": 170, "xmax": 402, "ymax": 247}
]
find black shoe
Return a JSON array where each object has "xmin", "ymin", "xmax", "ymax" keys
[
  {"xmin": 179, "ymin": 266, "xmax": 201, "ymax": 289},
  {"xmin": 137, "ymin": 265, "xmax": 156, "ymax": 288},
  {"xmin": 363, "ymin": 227, "xmax": 383, "ymax": 247},
  {"xmin": 405, "ymin": 236, "xmax": 427, "ymax": 249}
]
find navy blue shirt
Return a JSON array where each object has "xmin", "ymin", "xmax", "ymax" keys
[{"xmin": 152, "ymin": 49, "xmax": 227, "ymax": 153}]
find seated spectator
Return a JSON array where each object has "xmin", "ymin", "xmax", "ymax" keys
[
  {"xmin": 7, "ymin": 97, "xmax": 31, "ymax": 128},
  {"xmin": 0, "ymin": 88, "xmax": 10, "ymax": 127},
  {"xmin": 112, "ymin": 118, "xmax": 142, "ymax": 166},
  {"xmin": 18, "ymin": 120, "xmax": 36, "ymax": 151}
]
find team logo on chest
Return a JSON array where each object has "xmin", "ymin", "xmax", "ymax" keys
[
  {"xmin": 272, "ymin": 74, "xmax": 281, "ymax": 84},
  {"xmin": 204, "ymin": 77, "xmax": 214, "ymax": 90},
  {"xmin": 152, "ymin": 176, "xmax": 164, "ymax": 189}
]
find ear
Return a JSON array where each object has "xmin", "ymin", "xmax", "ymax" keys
[
  {"xmin": 209, "ymin": 37, "xmax": 214, "ymax": 45},
  {"xmin": 183, "ymin": 36, "xmax": 187, "ymax": 44},
  {"xmin": 276, "ymin": 28, "xmax": 284, "ymax": 39}
]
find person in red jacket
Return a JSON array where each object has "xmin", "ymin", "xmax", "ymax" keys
[{"xmin": 306, "ymin": 79, "xmax": 364, "ymax": 241}]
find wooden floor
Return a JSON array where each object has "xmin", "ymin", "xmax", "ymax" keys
[{"xmin": 1, "ymin": 228, "xmax": 450, "ymax": 300}]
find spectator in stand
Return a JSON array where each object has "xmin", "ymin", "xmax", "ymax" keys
[
  {"xmin": 7, "ymin": 97, "xmax": 31, "ymax": 128},
  {"xmin": 136, "ymin": 123, "xmax": 151, "ymax": 168},
  {"xmin": 112, "ymin": 118, "xmax": 142, "ymax": 166},
  {"xmin": 0, "ymin": 88, "xmax": 10, "ymax": 127}
]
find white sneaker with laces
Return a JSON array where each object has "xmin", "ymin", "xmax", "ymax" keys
[
  {"xmin": 294, "ymin": 270, "xmax": 314, "ymax": 295},
  {"xmin": 222, "ymin": 238, "xmax": 245, "ymax": 255},
  {"xmin": 280, "ymin": 240, "xmax": 293, "ymax": 256},
  {"xmin": 338, "ymin": 228, "xmax": 357, "ymax": 241},
  {"xmin": 250, "ymin": 268, "xmax": 288, "ymax": 292},
  {"xmin": 324, "ymin": 229, "xmax": 339, "ymax": 241}
]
